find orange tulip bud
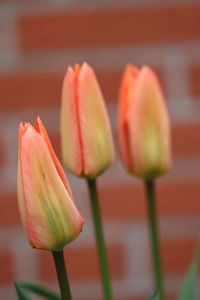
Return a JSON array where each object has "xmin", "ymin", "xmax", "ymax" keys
[
  {"xmin": 17, "ymin": 117, "xmax": 84, "ymax": 251},
  {"xmin": 118, "ymin": 65, "xmax": 171, "ymax": 179},
  {"xmin": 61, "ymin": 63, "xmax": 115, "ymax": 178}
]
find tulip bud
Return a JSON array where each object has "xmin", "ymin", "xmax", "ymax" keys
[
  {"xmin": 118, "ymin": 65, "xmax": 171, "ymax": 179},
  {"xmin": 17, "ymin": 117, "xmax": 84, "ymax": 251},
  {"xmin": 61, "ymin": 63, "xmax": 115, "ymax": 178}
]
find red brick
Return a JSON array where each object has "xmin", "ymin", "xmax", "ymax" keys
[
  {"xmin": 162, "ymin": 238, "xmax": 197, "ymax": 273},
  {"xmin": 100, "ymin": 181, "xmax": 200, "ymax": 219},
  {"xmin": 97, "ymin": 70, "xmax": 122, "ymax": 102},
  {"xmin": 0, "ymin": 68, "xmax": 164, "ymax": 111},
  {"xmin": 172, "ymin": 123, "xmax": 200, "ymax": 156},
  {"xmin": 18, "ymin": 5, "xmax": 200, "ymax": 51},
  {"xmin": 0, "ymin": 194, "xmax": 20, "ymax": 226},
  {"xmin": 38, "ymin": 244, "xmax": 124, "ymax": 281},
  {"xmin": 190, "ymin": 64, "xmax": 200, "ymax": 98},
  {"xmin": 100, "ymin": 184, "xmax": 145, "ymax": 219},
  {"xmin": 0, "ymin": 72, "xmax": 63, "ymax": 111},
  {"xmin": 0, "ymin": 251, "xmax": 14, "ymax": 284}
]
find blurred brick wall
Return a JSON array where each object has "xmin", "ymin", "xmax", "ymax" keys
[{"xmin": 0, "ymin": 1, "xmax": 200, "ymax": 300}]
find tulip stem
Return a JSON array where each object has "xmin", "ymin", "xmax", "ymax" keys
[
  {"xmin": 52, "ymin": 250, "xmax": 72, "ymax": 300},
  {"xmin": 87, "ymin": 179, "xmax": 113, "ymax": 300},
  {"xmin": 145, "ymin": 180, "xmax": 165, "ymax": 300}
]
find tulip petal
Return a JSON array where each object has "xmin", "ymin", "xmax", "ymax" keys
[
  {"xmin": 118, "ymin": 65, "xmax": 139, "ymax": 171},
  {"xmin": 34, "ymin": 117, "xmax": 72, "ymax": 197},
  {"xmin": 18, "ymin": 123, "xmax": 30, "ymax": 231},
  {"xmin": 128, "ymin": 66, "xmax": 171, "ymax": 178},
  {"xmin": 77, "ymin": 63, "xmax": 115, "ymax": 177},
  {"xmin": 18, "ymin": 125, "xmax": 84, "ymax": 250},
  {"xmin": 61, "ymin": 67, "xmax": 83, "ymax": 176}
]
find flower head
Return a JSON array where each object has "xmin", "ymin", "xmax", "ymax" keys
[
  {"xmin": 118, "ymin": 65, "xmax": 171, "ymax": 179},
  {"xmin": 61, "ymin": 63, "xmax": 115, "ymax": 178},
  {"xmin": 17, "ymin": 117, "xmax": 84, "ymax": 251}
]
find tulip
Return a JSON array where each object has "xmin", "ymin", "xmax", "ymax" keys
[
  {"xmin": 118, "ymin": 65, "xmax": 171, "ymax": 179},
  {"xmin": 61, "ymin": 63, "xmax": 115, "ymax": 178},
  {"xmin": 17, "ymin": 117, "xmax": 84, "ymax": 251}
]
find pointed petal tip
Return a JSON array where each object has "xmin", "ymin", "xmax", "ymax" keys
[
  {"xmin": 141, "ymin": 65, "xmax": 150, "ymax": 71},
  {"xmin": 36, "ymin": 116, "xmax": 42, "ymax": 124},
  {"xmin": 81, "ymin": 62, "xmax": 92, "ymax": 74},
  {"xmin": 74, "ymin": 63, "xmax": 81, "ymax": 74},
  {"xmin": 124, "ymin": 64, "xmax": 139, "ymax": 74},
  {"xmin": 66, "ymin": 64, "xmax": 81, "ymax": 76},
  {"xmin": 64, "ymin": 62, "xmax": 91, "ymax": 83},
  {"xmin": 20, "ymin": 117, "xmax": 44, "ymax": 138},
  {"xmin": 63, "ymin": 66, "xmax": 76, "ymax": 85},
  {"xmin": 140, "ymin": 65, "xmax": 157, "ymax": 79},
  {"xmin": 19, "ymin": 122, "xmax": 32, "ymax": 138},
  {"xmin": 82, "ymin": 61, "xmax": 90, "ymax": 69},
  {"xmin": 121, "ymin": 65, "xmax": 139, "ymax": 87},
  {"xmin": 66, "ymin": 66, "xmax": 73, "ymax": 74},
  {"xmin": 19, "ymin": 121, "xmax": 28, "ymax": 129},
  {"xmin": 34, "ymin": 116, "xmax": 42, "ymax": 132},
  {"xmin": 138, "ymin": 66, "xmax": 162, "ymax": 93}
]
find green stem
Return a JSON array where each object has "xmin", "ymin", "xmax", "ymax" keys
[
  {"xmin": 87, "ymin": 179, "xmax": 113, "ymax": 300},
  {"xmin": 52, "ymin": 250, "xmax": 72, "ymax": 300},
  {"xmin": 145, "ymin": 180, "xmax": 165, "ymax": 300}
]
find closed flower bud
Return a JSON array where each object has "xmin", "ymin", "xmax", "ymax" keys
[
  {"xmin": 118, "ymin": 65, "xmax": 171, "ymax": 179},
  {"xmin": 61, "ymin": 62, "xmax": 115, "ymax": 178},
  {"xmin": 17, "ymin": 117, "xmax": 84, "ymax": 251}
]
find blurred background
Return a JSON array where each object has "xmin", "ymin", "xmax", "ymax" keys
[{"xmin": 0, "ymin": 0, "xmax": 200, "ymax": 299}]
